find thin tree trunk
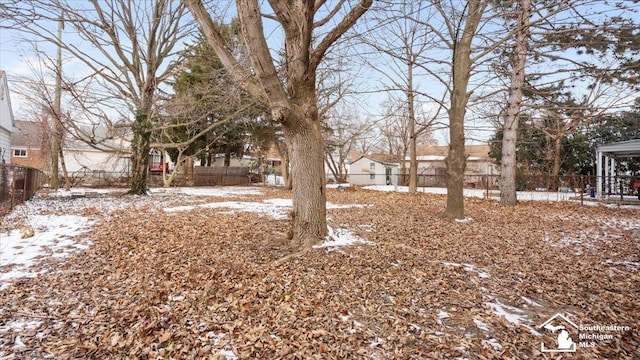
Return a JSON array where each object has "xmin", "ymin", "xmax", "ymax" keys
[
  {"xmin": 408, "ymin": 62, "xmax": 418, "ymax": 193},
  {"xmin": 500, "ymin": 0, "xmax": 530, "ymax": 206},
  {"xmin": 58, "ymin": 148, "xmax": 70, "ymax": 191},
  {"xmin": 409, "ymin": 134, "xmax": 418, "ymax": 192},
  {"xmin": 551, "ymin": 135, "xmax": 563, "ymax": 190}
]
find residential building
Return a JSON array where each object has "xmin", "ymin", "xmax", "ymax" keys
[
  {"xmin": 405, "ymin": 144, "xmax": 499, "ymax": 188},
  {"xmin": 349, "ymin": 154, "xmax": 399, "ymax": 186},
  {"xmin": 0, "ymin": 70, "xmax": 15, "ymax": 164},
  {"xmin": 10, "ymin": 120, "xmax": 50, "ymax": 170}
]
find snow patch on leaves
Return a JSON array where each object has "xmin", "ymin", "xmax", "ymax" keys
[
  {"xmin": 315, "ymin": 226, "xmax": 374, "ymax": 248},
  {"xmin": 0, "ymin": 215, "xmax": 93, "ymax": 289},
  {"xmin": 443, "ymin": 262, "xmax": 490, "ymax": 278}
]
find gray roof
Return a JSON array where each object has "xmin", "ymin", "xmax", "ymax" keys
[
  {"xmin": 11, "ymin": 120, "xmax": 46, "ymax": 148},
  {"xmin": 597, "ymin": 139, "xmax": 640, "ymax": 157}
]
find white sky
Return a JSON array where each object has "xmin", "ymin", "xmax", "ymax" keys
[{"xmin": 1, "ymin": 1, "xmax": 637, "ymax": 147}]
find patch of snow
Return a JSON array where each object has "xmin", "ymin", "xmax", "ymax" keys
[
  {"xmin": 164, "ymin": 198, "xmax": 368, "ymax": 223},
  {"xmin": 455, "ymin": 216, "xmax": 474, "ymax": 223},
  {"xmin": 0, "ymin": 320, "xmax": 42, "ymax": 332},
  {"xmin": 485, "ymin": 300, "xmax": 540, "ymax": 336},
  {"xmin": 482, "ymin": 338, "xmax": 502, "ymax": 351},
  {"xmin": 362, "ymin": 185, "xmax": 638, "ymax": 205},
  {"xmin": 521, "ymin": 296, "xmax": 543, "ymax": 307},
  {"xmin": 13, "ymin": 336, "xmax": 25, "ymax": 348},
  {"xmin": 168, "ymin": 294, "xmax": 185, "ymax": 302},
  {"xmin": 326, "ymin": 183, "xmax": 351, "ymax": 189},
  {"xmin": 358, "ymin": 224, "xmax": 375, "ymax": 232},
  {"xmin": 218, "ymin": 349, "xmax": 238, "ymax": 359},
  {"xmin": 370, "ymin": 338, "xmax": 383, "ymax": 347},
  {"xmin": 150, "ymin": 186, "xmax": 263, "ymax": 197},
  {"xmin": 315, "ymin": 226, "xmax": 373, "ymax": 248},
  {"xmin": 0, "ymin": 215, "xmax": 93, "ymax": 290},
  {"xmin": 438, "ymin": 310, "xmax": 451, "ymax": 319},
  {"xmin": 473, "ymin": 318, "xmax": 490, "ymax": 332},
  {"xmin": 604, "ymin": 260, "xmax": 640, "ymax": 268},
  {"xmin": 443, "ymin": 262, "xmax": 490, "ymax": 279}
]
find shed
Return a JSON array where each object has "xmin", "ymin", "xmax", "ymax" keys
[
  {"xmin": 596, "ymin": 139, "xmax": 640, "ymax": 198},
  {"xmin": 349, "ymin": 154, "xmax": 399, "ymax": 186}
]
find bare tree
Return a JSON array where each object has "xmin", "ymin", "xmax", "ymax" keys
[
  {"xmin": 7, "ymin": 0, "xmax": 194, "ymax": 194},
  {"xmin": 323, "ymin": 105, "xmax": 373, "ymax": 183},
  {"xmin": 185, "ymin": 0, "xmax": 374, "ymax": 247},
  {"xmin": 362, "ymin": 0, "xmax": 442, "ymax": 193}
]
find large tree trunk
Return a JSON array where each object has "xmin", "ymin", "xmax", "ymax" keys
[
  {"xmin": 500, "ymin": 0, "xmax": 530, "ymax": 206},
  {"xmin": 286, "ymin": 106, "xmax": 327, "ymax": 247},
  {"xmin": 444, "ymin": 114, "xmax": 467, "ymax": 219},
  {"xmin": 443, "ymin": 0, "xmax": 484, "ymax": 220},
  {"xmin": 129, "ymin": 111, "xmax": 151, "ymax": 195}
]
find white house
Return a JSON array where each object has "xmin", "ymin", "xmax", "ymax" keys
[
  {"xmin": 64, "ymin": 131, "xmax": 130, "ymax": 173},
  {"xmin": 349, "ymin": 154, "xmax": 399, "ymax": 186},
  {"xmin": 0, "ymin": 70, "xmax": 15, "ymax": 164},
  {"xmin": 404, "ymin": 144, "xmax": 499, "ymax": 188}
]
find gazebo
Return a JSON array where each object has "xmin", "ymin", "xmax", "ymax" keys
[{"xmin": 596, "ymin": 139, "xmax": 640, "ymax": 198}]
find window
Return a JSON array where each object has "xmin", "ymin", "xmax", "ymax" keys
[
  {"xmin": 13, "ymin": 149, "xmax": 27, "ymax": 157},
  {"xmin": 369, "ymin": 162, "xmax": 375, "ymax": 179}
]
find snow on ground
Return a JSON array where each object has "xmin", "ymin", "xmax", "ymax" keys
[
  {"xmin": 363, "ymin": 185, "xmax": 606, "ymax": 203},
  {"xmin": 0, "ymin": 214, "xmax": 93, "ymax": 290},
  {"xmin": 1, "ymin": 186, "xmax": 372, "ymax": 291},
  {"xmin": 150, "ymin": 186, "xmax": 264, "ymax": 197},
  {"xmin": 443, "ymin": 262, "xmax": 491, "ymax": 279},
  {"xmin": 316, "ymin": 226, "xmax": 373, "ymax": 248},
  {"xmin": 485, "ymin": 298, "xmax": 541, "ymax": 336}
]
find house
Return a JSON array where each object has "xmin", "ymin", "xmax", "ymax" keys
[
  {"xmin": 0, "ymin": 70, "xmax": 15, "ymax": 164},
  {"xmin": 62, "ymin": 127, "xmax": 131, "ymax": 176},
  {"xmin": 10, "ymin": 120, "xmax": 50, "ymax": 170},
  {"xmin": 405, "ymin": 144, "xmax": 499, "ymax": 187},
  {"xmin": 12, "ymin": 120, "xmax": 131, "ymax": 186},
  {"xmin": 349, "ymin": 154, "xmax": 399, "ymax": 186}
]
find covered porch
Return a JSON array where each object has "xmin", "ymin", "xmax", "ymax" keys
[{"xmin": 596, "ymin": 139, "xmax": 640, "ymax": 199}]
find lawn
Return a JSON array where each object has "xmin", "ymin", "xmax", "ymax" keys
[{"xmin": 1, "ymin": 186, "xmax": 638, "ymax": 359}]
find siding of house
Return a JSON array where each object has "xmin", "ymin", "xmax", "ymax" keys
[
  {"xmin": 349, "ymin": 157, "xmax": 398, "ymax": 186},
  {"xmin": 0, "ymin": 71, "xmax": 14, "ymax": 164},
  {"xmin": 0, "ymin": 128, "xmax": 9, "ymax": 164},
  {"xmin": 64, "ymin": 149, "xmax": 130, "ymax": 174}
]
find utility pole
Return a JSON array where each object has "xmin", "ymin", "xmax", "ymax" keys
[{"xmin": 50, "ymin": 14, "xmax": 63, "ymax": 190}]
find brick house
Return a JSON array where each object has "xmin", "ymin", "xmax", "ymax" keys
[{"xmin": 10, "ymin": 120, "xmax": 50, "ymax": 171}]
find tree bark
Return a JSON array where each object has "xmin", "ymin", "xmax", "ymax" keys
[
  {"xmin": 550, "ymin": 135, "xmax": 563, "ymax": 190},
  {"xmin": 444, "ymin": 1, "xmax": 484, "ymax": 219},
  {"xmin": 500, "ymin": 0, "xmax": 531, "ymax": 206},
  {"xmin": 408, "ymin": 65, "xmax": 418, "ymax": 193},
  {"xmin": 185, "ymin": 0, "xmax": 372, "ymax": 247},
  {"xmin": 129, "ymin": 111, "xmax": 151, "ymax": 195},
  {"xmin": 287, "ymin": 114, "xmax": 327, "ymax": 247}
]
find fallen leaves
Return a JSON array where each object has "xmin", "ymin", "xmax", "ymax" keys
[{"xmin": 0, "ymin": 188, "xmax": 639, "ymax": 359}]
